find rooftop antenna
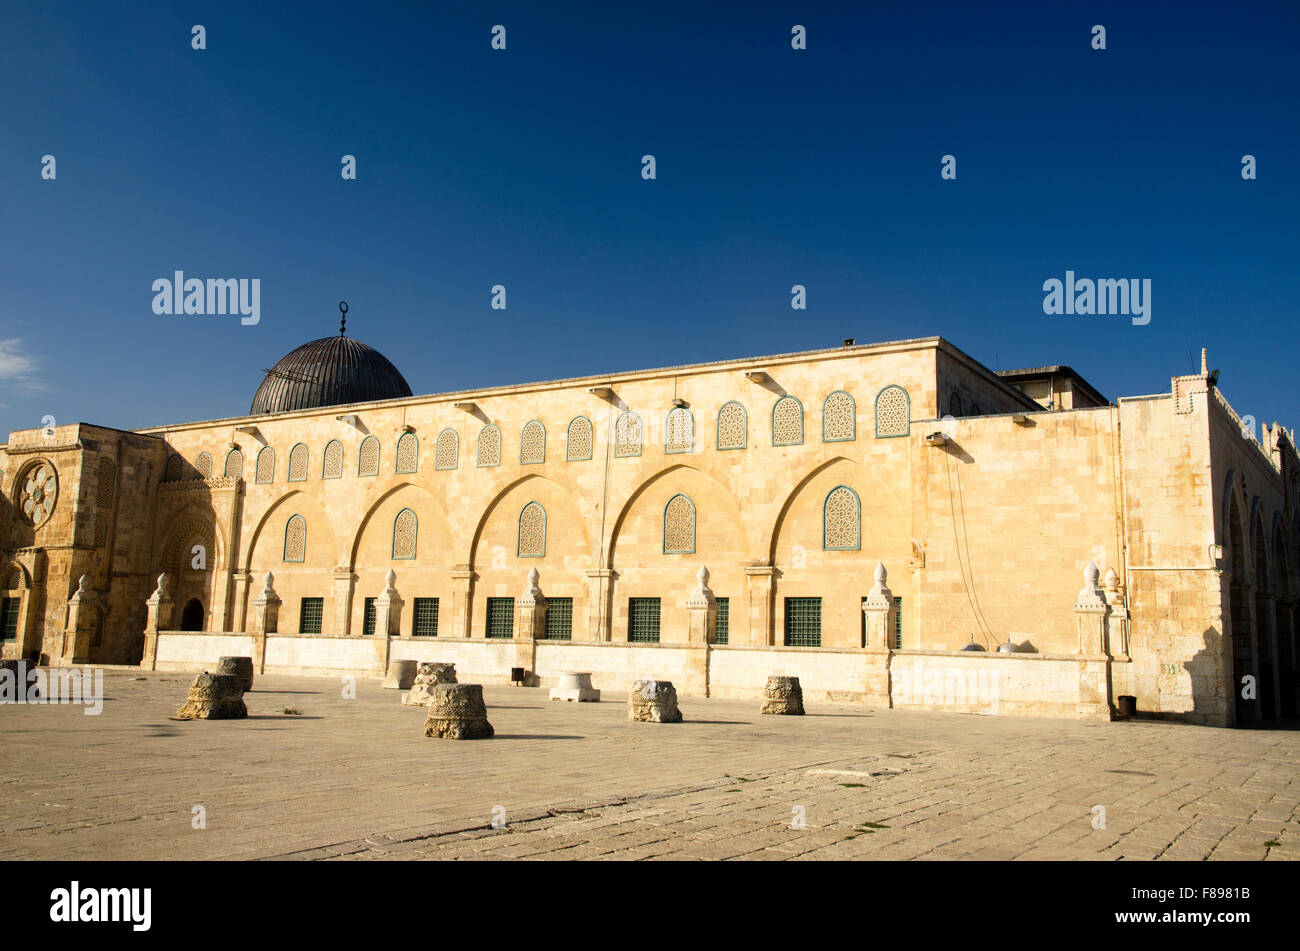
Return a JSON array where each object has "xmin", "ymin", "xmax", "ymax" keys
[{"xmin": 339, "ymin": 300, "xmax": 348, "ymax": 337}]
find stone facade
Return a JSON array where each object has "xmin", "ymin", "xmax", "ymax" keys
[{"xmin": 3, "ymin": 336, "xmax": 1297, "ymax": 727}]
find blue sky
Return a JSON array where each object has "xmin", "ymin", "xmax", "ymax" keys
[{"xmin": 1, "ymin": 1, "xmax": 1297, "ymax": 436}]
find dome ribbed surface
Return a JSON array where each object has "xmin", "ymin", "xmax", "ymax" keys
[{"xmin": 250, "ymin": 335, "xmax": 413, "ymax": 415}]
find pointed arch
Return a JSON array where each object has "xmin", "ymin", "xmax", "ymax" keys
[
  {"xmin": 772, "ymin": 396, "xmax": 803, "ymax": 446},
  {"xmin": 392, "ymin": 507, "xmax": 418, "ymax": 560},
  {"xmin": 663, "ymin": 493, "xmax": 696, "ymax": 554},
  {"xmin": 396, "ymin": 432, "xmax": 419, "ymax": 474},
  {"xmin": 521, "ymin": 420, "xmax": 546, "ymax": 465},
  {"xmin": 615, "ymin": 411, "xmax": 642, "ymax": 457},
  {"xmin": 665, "ymin": 407, "xmax": 693, "ymax": 454},
  {"xmin": 518, "ymin": 501, "xmax": 547, "ymax": 557},
  {"xmin": 223, "ymin": 448, "xmax": 244, "ymax": 480},
  {"xmin": 194, "ymin": 452, "xmax": 213, "ymax": 480},
  {"xmin": 477, "ymin": 424, "xmax": 502, "ymax": 467},
  {"xmin": 875, "ymin": 385, "xmax": 911, "ymax": 438},
  {"xmin": 435, "ymin": 428, "xmax": 459, "ymax": 470},
  {"xmin": 255, "ymin": 446, "xmax": 275, "ymax": 483},
  {"xmin": 566, "ymin": 416, "xmax": 593, "ymax": 461},
  {"xmin": 322, "ymin": 439, "xmax": 344, "ymax": 479},
  {"xmin": 283, "ymin": 514, "xmax": 307, "ymax": 563},
  {"xmin": 822, "ymin": 390, "xmax": 856, "ymax": 442},
  {"xmin": 823, "ymin": 485, "xmax": 862, "ymax": 550},
  {"xmin": 358, "ymin": 435, "xmax": 380, "ymax": 476},
  {"xmin": 717, "ymin": 400, "xmax": 747, "ymax": 450},
  {"xmin": 287, "ymin": 443, "xmax": 308, "ymax": 482}
]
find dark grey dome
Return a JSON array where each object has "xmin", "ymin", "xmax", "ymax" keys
[{"xmin": 250, "ymin": 335, "xmax": 413, "ymax": 415}]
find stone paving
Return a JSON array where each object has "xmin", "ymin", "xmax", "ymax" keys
[{"xmin": 1, "ymin": 670, "xmax": 1297, "ymax": 861}]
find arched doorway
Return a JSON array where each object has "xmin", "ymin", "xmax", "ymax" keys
[
  {"xmin": 1227, "ymin": 492, "xmax": 1258, "ymax": 724},
  {"xmin": 181, "ymin": 599, "xmax": 204, "ymax": 631}
]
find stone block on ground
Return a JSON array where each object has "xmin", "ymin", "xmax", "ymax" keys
[
  {"xmin": 175, "ymin": 672, "xmax": 247, "ymax": 720},
  {"xmin": 381, "ymin": 659, "xmax": 417, "ymax": 690},
  {"xmin": 402, "ymin": 662, "xmax": 458, "ymax": 706},
  {"xmin": 216, "ymin": 656, "xmax": 254, "ymax": 693},
  {"xmin": 423, "ymin": 683, "xmax": 494, "ymax": 739},
  {"xmin": 550, "ymin": 671, "xmax": 600, "ymax": 703},
  {"xmin": 628, "ymin": 679, "xmax": 682, "ymax": 723},
  {"xmin": 761, "ymin": 675, "xmax": 805, "ymax": 715}
]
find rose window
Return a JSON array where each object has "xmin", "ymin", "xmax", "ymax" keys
[{"xmin": 21, "ymin": 464, "xmax": 58, "ymax": 526}]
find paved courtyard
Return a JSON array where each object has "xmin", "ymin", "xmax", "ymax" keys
[{"xmin": 1, "ymin": 669, "xmax": 1297, "ymax": 861}]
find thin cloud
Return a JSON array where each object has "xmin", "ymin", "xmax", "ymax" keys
[{"xmin": 0, "ymin": 339, "xmax": 46, "ymax": 393}]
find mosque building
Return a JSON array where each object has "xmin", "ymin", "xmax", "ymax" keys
[{"xmin": 2, "ymin": 308, "xmax": 1295, "ymax": 726}]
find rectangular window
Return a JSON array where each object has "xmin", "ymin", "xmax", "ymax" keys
[
  {"xmin": 893, "ymin": 596, "xmax": 903, "ymax": 650},
  {"xmin": 784, "ymin": 597, "xmax": 821, "ymax": 647},
  {"xmin": 486, "ymin": 597, "xmax": 515, "ymax": 639},
  {"xmin": 300, "ymin": 597, "xmax": 324, "ymax": 635},
  {"xmin": 362, "ymin": 597, "xmax": 377, "ymax": 636},
  {"xmin": 714, "ymin": 597, "xmax": 729, "ymax": 645},
  {"xmin": 544, "ymin": 597, "xmax": 573, "ymax": 640},
  {"xmin": 0, "ymin": 597, "xmax": 19, "ymax": 642},
  {"xmin": 413, "ymin": 598, "xmax": 439, "ymax": 637},
  {"xmin": 628, "ymin": 597, "xmax": 661, "ymax": 643}
]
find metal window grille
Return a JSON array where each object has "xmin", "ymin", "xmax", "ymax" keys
[
  {"xmin": 783, "ymin": 597, "xmax": 821, "ymax": 647},
  {"xmin": 544, "ymin": 597, "xmax": 573, "ymax": 640},
  {"xmin": 628, "ymin": 598, "xmax": 661, "ymax": 643},
  {"xmin": 413, "ymin": 598, "xmax": 439, "ymax": 637},
  {"xmin": 300, "ymin": 597, "xmax": 324, "ymax": 635},
  {"xmin": 714, "ymin": 597, "xmax": 729, "ymax": 645},
  {"xmin": 486, "ymin": 597, "xmax": 515, "ymax": 639},
  {"xmin": 893, "ymin": 596, "xmax": 903, "ymax": 649},
  {"xmin": 0, "ymin": 598, "xmax": 18, "ymax": 641},
  {"xmin": 362, "ymin": 597, "xmax": 377, "ymax": 636}
]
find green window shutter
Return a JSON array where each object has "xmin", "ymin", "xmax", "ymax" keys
[
  {"xmin": 413, "ymin": 598, "xmax": 439, "ymax": 637},
  {"xmin": 628, "ymin": 598, "xmax": 661, "ymax": 643},
  {"xmin": 783, "ymin": 597, "xmax": 821, "ymax": 647}
]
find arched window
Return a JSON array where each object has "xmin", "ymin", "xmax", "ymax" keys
[
  {"xmin": 566, "ymin": 416, "xmax": 593, "ymax": 461},
  {"xmin": 822, "ymin": 390, "xmax": 856, "ymax": 442},
  {"xmin": 322, "ymin": 440, "xmax": 343, "ymax": 479},
  {"xmin": 396, "ymin": 432, "xmax": 418, "ymax": 474},
  {"xmin": 164, "ymin": 454, "xmax": 182, "ymax": 482},
  {"xmin": 358, "ymin": 436, "xmax": 380, "ymax": 476},
  {"xmin": 392, "ymin": 508, "xmax": 417, "ymax": 560},
  {"xmin": 195, "ymin": 452, "xmax": 213, "ymax": 480},
  {"xmin": 874, "ymin": 385, "xmax": 910, "ymax": 438},
  {"xmin": 665, "ymin": 407, "xmax": 693, "ymax": 454},
  {"xmin": 95, "ymin": 457, "xmax": 115, "ymax": 508},
  {"xmin": 614, "ymin": 411, "xmax": 642, "ymax": 457},
  {"xmin": 518, "ymin": 502, "xmax": 546, "ymax": 557},
  {"xmin": 93, "ymin": 515, "xmax": 107, "ymax": 548},
  {"xmin": 823, "ymin": 485, "xmax": 861, "ymax": 551},
  {"xmin": 663, "ymin": 494, "xmax": 696, "ymax": 554},
  {"xmin": 969, "ymin": 403, "xmax": 981, "ymax": 416},
  {"xmin": 717, "ymin": 401, "xmax": 747, "ymax": 450},
  {"xmin": 521, "ymin": 420, "xmax": 546, "ymax": 464},
  {"xmin": 772, "ymin": 396, "xmax": 804, "ymax": 446},
  {"xmin": 283, "ymin": 514, "xmax": 307, "ymax": 562},
  {"xmin": 287, "ymin": 444, "xmax": 308, "ymax": 482},
  {"xmin": 477, "ymin": 424, "xmax": 501, "ymax": 467},
  {"xmin": 223, "ymin": 449, "xmax": 244, "ymax": 480},
  {"xmin": 435, "ymin": 428, "xmax": 458, "ymax": 470},
  {"xmin": 948, "ymin": 391, "xmax": 962, "ymax": 418},
  {"xmin": 255, "ymin": 446, "xmax": 275, "ymax": 483}
]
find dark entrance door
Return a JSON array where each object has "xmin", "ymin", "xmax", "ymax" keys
[{"xmin": 181, "ymin": 598, "xmax": 204, "ymax": 631}]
